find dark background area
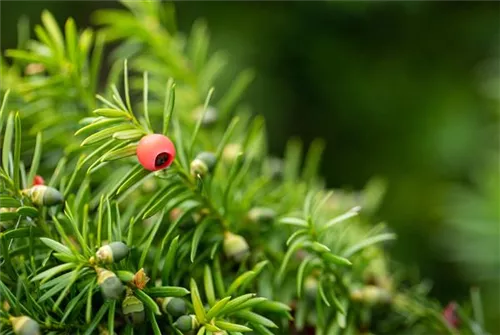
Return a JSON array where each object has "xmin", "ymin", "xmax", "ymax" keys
[{"xmin": 1, "ymin": 1, "xmax": 499, "ymax": 329}]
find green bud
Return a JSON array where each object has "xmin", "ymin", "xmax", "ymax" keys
[
  {"xmin": 223, "ymin": 232, "xmax": 250, "ymax": 262},
  {"xmin": 173, "ymin": 314, "xmax": 199, "ymax": 333},
  {"xmin": 192, "ymin": 105, "xmax": 217, "ymax": 127},
  {"xmin": 222, "ymin": 143, "xmax": 242, "ymax": 164},
  {"xmin": 362, "ymin": 285, "xmax": 392, "ymax": 306},
  {"xmin": 304, "ymin": 276, "xmax": 318, "ymax": 300},
  {"xmin": 189, "ymin": 161, "xmax": 208, "ymax": 178},
  {"xmin": 10, "ymin": 316, "xmax": 40, "ymax": 335},
  {"xmin": 96, "ymin": 268, "xmax": 124, "ymax": 300},
  {"xmin": 350, "ymin": 285, "xmax": 391, "ymax": 306},
  {"xmin": 190, "ymin": 152, "xmax": 217, "ymax": 178},
  {"xmin": 122, "ymin": 295, "xmax": 145, "ymax": 325},
  {"xmin": 160, "ymin": 297, "xmax": 187, "ymax": 317},
  {"xmin": 96, "ymin": 242, "xmax": 129, "ymax": 264},
  {"xmin": 247, "ymin": 207, "xmax": 276, "ymax": 224},
  {"xmin": 22, "ymin": 185, "xmax": 63, "ymax": 206}
]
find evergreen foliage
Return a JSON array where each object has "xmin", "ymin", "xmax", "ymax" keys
[{"xmin": 0, "ymin": 2, "xmax": 489, "ymax": 334}]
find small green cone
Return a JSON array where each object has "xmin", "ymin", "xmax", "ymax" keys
[
  {"xmin": 96, "ymin": 268, "xmax": 124, "ymax": 300},
  {"xmin": 173, "ymin": 315, "xmax": 198, "ymax": 333},
  {"xmin": 10, "ymin": 316, "xmax": 40, "ymax": 335},
  {"xmin": 190, "ymin": 152, "xmax": 217, "ymax": 178},
  {"xmin": 122, "ymin": 295, "xmax": 145, "ymax": 325},
  {"xmin": 96, "ymin": 242, "xmax": 129, "ymax": 264},
  {"xmin": 161, "ymin": 297, "xmax": 187, "ymax": 317},
  {"xmin": 22, "ymin": 185, "xmax": 63, "ymax": 206},
  {"xmin": 223, "ymin": 231, "xmax": 250, "ymax": 262}
]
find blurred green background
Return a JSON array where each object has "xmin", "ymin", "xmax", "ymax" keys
[{"xmin": 2, "ymin": 0, "xmax": 499, "ymax": 330}]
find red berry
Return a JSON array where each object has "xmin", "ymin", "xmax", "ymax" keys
[
  {"xmin": 136, "ymin": 134, "xmax": 176, "ymax": 171},
  {"xmin": 33, "ymin": 175, "xmax": 45, "ymax": 186},
  {"xmin": 443, "ymin": 301, "xmax": 460, "ymax": 328}
]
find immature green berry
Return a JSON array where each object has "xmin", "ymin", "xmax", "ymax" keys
[
  {"xmin": 223, "ymin": 232, "xmax": 250, "ymax": 262},
  {"xmin": 190, "ymin": 152, "xmax": 217, "ymax": 178},
  {"xmin": 96, "ymin": 242, "xmax": 129, "ymax": 264},
  {"xmin": 173, "ymin": 314, "xmax": 199, "ymax": 333},
  {"xmin": 96, "ymin": 268, "xmax": 124, "ymax": 300},
  {"xmin": 22, "ymin": 185, "xmax": 63, "ymax": 206},
  {"xmin": 122, "ymin": 295, "xmax": 145, "ymax": 325},
  {"xmin": 9, "ymin": 316, "xmax": 40, "ymax": 335},
  {"xmin": 160, "ymin": 297, "xmax": 187, "ymax": 317}
]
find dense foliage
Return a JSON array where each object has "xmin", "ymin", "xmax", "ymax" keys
[{"xmin": 0, "ymin": 2, "xmax": 491, "ymax": 334}]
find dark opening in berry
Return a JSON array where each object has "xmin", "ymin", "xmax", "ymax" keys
[
  {"xmin": 136, "ymin": 134, "xmax": 176, "ymax": 171},
  {"xmin": 155, "ymin": 153, "xmax": 170, "ymax": 167}
]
